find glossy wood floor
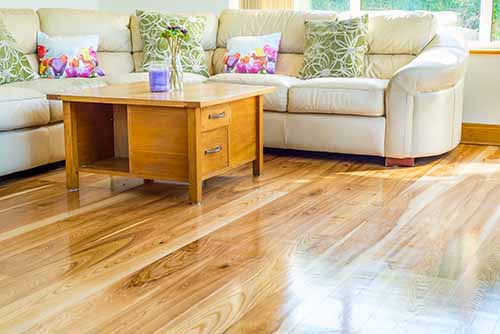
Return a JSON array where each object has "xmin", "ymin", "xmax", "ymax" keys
[{"xmin": 0, "ymin": 144, "xmax": 499, "ymax": 334}]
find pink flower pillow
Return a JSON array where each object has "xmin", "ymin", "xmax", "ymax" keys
[
  {"xmin": 223, "ymin": 33, "xmax": 281, "ymax": 74},
  {"xmin": 37, "ymin": 32, "xmax": 105, "ymax": 79}
]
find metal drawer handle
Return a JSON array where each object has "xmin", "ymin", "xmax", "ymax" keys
[
  {"xmin": 205, "ymin": 146, "xmax": 222, "ymax": 155},
  {"xmin": 208, "ymin": 112, "xmax": 225, "ymax": 120}
]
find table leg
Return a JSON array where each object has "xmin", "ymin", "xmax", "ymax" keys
[
  {"xmin": 63, "ymin": 101, "xmax": 79, "ymax": 191},
  {"xmin": 253, "ymin": 95, "xmax": 264, "ymax": 176},
  {"xmin": 188, "ymin": 107, "xmax": 202, "ymax": 204},
  {"xmin": 189, "ymin": 181, "xmax": 202, "ymax": 205}
]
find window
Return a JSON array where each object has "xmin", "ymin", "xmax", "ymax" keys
[
  {"xmin": 310, "ymin": 0, "xmax": 350, "ymax": 11},
  {"xmin": 362, "ymin": 0, "xmax": 480, "ymax": 34},
  {"xmin": 301, "ymin": 0, "xmax": 497, "ymax": 43},
  {"xmin": 493, "ymin": 0, "xmax": 500, "ymax": 39}
]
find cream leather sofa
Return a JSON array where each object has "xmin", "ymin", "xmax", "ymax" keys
[{"xmin": 0, "ymin": 8, "xmax": 468, "ymax": 177}]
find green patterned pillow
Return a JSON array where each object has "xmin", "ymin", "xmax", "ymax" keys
[
  {"xmin": 0, "ymin": 15, "xmax": 37, "ymax": 85},
  {"xmin": 136, "ymin": 10, "xmax": 209, "ymax": 77},
  {"xmin": 299, "ymin": 15, "xmax": 368, "ymax": 79}
]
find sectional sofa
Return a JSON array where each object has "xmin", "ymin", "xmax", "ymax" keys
[{"xmin": 0, "ymin": 8, "xmax": 468, "ymax": 177}]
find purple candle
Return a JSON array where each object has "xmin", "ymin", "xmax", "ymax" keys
[{"xmin": 149, "ymin": 66, "xmax": 169, "ymax": 92}]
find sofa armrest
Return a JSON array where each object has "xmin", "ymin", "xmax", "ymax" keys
[
  {"xmin": 389, "ymin": 30, "xmax": 468, "ymax": 94},
  {"xmin": 385, "ymin": 30, "xmax": 468, "ymax": 159}
]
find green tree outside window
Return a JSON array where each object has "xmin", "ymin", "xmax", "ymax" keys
[{"xmin": 311, "ymin": 0, "xmax": 480, "ymax": 32}]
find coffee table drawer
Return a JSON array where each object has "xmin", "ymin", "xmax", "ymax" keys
[
  {"xmin": 201, "ymin": 104, "xmax": 231, "ymax": 131},
  {"xmin": 201, "ymin": 127, "xmax": 228, "ymax": 176}
]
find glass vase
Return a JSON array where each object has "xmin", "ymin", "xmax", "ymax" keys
[{"xmin": 169, "ymin": 53, "xmax": 184, "ymax": 91}]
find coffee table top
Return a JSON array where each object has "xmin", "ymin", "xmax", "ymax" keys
[{"xmin": 54, "ymin": 81, "xmax": 276, "ymax": 108}]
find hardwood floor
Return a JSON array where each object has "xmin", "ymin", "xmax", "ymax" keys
[{"xmin": 0, "ymin": 144, "xmax": 499, "ymax": 334}]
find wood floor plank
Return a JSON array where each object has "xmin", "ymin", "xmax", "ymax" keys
[
  {"xmin": 0, "ymin": 145, "xmax": 498, "ymax": 334},
  {"xmin": 0, "ymin": 155, "xmax": 334, "ymax": 333}
]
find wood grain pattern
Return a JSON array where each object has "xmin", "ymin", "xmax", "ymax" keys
[
  {"xmin": 128, "ymin": 105, "xmax": 188, "ymax": 181},
  {"xmin": 74, "ymin": 102, "xmax": 115, "ymax": 165},
  {"xmin": 229, "ymin": 97, "xmax": 258, "ymax": 167},
  {"xmin": 201, "ymin": 104, "xmax": 231, "ymax": 132},
  {"xmin": 188, "ymin": 107, "xmax": 202, "ymax": 204},
  {"xmin": 63, "ymin": 101, "xmax": 79, "ymax": 190},
  {"xmin": 462, "ymin": 122, "xmax": 500, "ymax": 146},
  {"xmin": 113, "ymin": 104, "xmax": 129, "ymax": 158},
  {"xmin": 201, "ymin": 127, "xmax": 229, "ymax": 176},
  {"xmin": 254, "ymin": 95, "xmax": 264, "ymax": 176},
  {"xmin": 58, "ymin": 82, "xmax": 275, "ymax": 109},
  {"xmin": 469, "ymin": 49, "xmax": 500, "ymax": 55},
  {"xmin": 61, "ymin": 83, "xmax": 272, "ymax": 204},
  {"xmin": 1, "ymin": 144, "xmax": 499, "ymax": 334}
]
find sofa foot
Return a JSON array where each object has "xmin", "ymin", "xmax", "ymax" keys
[{"xmin": 385, "ymin": 157, "xmax": 415, "ymax": 167}]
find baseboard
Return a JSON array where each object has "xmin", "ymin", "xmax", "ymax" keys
[{"xmin": 462, "ymin": 123, "xmax": 500, "ymax": 145}]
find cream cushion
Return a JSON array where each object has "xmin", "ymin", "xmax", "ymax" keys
[
  {"xmin": 389, "ymin": 31, "xmax": 467, "ymax": 94},
  {"xmin": 5, "ymin": 77, "xmax": 108, "ymax": 95},
  {"xmin": 289, "ymin": 78, "xmax": 388, "ymax": 117},
  {"xmin": 364, "ymin": 11, "xmax": 437, "ymax": 55},
  {"xmin": 24, "ymin": 54, "xmax": 40, "ymax": 74},
  {"xmin": 0, "ymin": 9, "xmax": 39, "ymax": 54},
  {"xmin": 217, "ymin": 10, "xmax": 336, "ymax": 53},
  {"xmin": 264, "ymin": 111, "xmax": 386, "ymax": 157},
  {"xmin": 364, "ymin": 54, "xmax": 415, "ymax": 79},
  {"xmin": 130, "ymin": 12, "xmax": 218, "ymax": 52},
  {"xmin": 0, "ymin": 87, "xmax": 49, "ymax": 131},
  {"xmin": 0, "ymin": 127, "xmax": 49, "ymax": 175},
  {"xmin": 98, "ymin": 52, "xmax": 135, "ymax": 76},
  {"xmin": 37, "ymin": 8, "xmax": 132, "ymax": 52},
  {"xmin": 47, "ymin": 122, "xmax": 64, "ymax": 162},
  {"xmin": 385, "ymin": 30, "xmax": 467, "ymax": 158},
  {"xmin": 209, "ymin": 73, "xmax": 302, "ymax": 112},
  {"xmin": 6, "ymin": 78, "xmax": 108, "ymax": 123}
]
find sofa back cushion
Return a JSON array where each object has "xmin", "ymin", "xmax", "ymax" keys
[
  {"xmin": 217, "ymin": 9, "xmax": 337, "ymax": 54},
  {"xmin": 215, "ymin": 9, "xmax": 435, "ymax": 79},
  {"xmin": 340, "ymin": 10, "xmax": 438, "ymax": 55},
  {"xmin": 37, "ymin": 8, "xmax": 133, "ymax": 76},
  {"xmin": 0, "ymin": 9, "xmax": 39, "ymax": 55}
]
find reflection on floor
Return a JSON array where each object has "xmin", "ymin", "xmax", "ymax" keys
[{"xmin": 0, "ymin": 144, "xmax": 499, "ymax": 334}]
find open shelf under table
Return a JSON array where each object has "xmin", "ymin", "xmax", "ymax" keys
[{"xmin": 80, "ymin": 157, "xmax": 130, "ymax": 176}]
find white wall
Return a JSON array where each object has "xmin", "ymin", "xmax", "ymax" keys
[
  {"xmin": 0, "ymin": 0, "xmax": 99, "ymax": 9},
  {"xmin": 0, "ymin": 0, "xmax": 229, "ymax": 13},
  {"xmin": 464, "ymin": 55, "xmax": 500, "ymax": 124},
  {"xmin": 98, "ymin": 0, "xmax": 230, "ymax": 14}
]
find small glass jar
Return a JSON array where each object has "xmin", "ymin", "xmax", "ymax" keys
[{"xmin": 148, "ymin": 61, "xmax": 169, "ymax": 92}]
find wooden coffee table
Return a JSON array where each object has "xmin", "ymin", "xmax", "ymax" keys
[{"xmin": 58, "ymin": 82, "xmax": 275, "ymax": 204}]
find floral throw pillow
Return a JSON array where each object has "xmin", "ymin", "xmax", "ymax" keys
[
  {"xmin": 299, "ymin": 15, "xmax": 369, "ymax": 79},
  {"xmin": 37, "ymin": 32, "xmax": 105, "ymax": 79},
  {"xmin": 0, "ymin": 15, "xmax": 37, "ymax": 85},
  {"xmin": 136, "ymin": 10, "xmax": 209, "ymax": 77},
  {"xmin": 224, "ymin": 33, "xmax": 281, "ymax": 74}
]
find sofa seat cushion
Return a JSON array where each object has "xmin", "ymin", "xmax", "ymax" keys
[
  {"xmin": 288, "ymin": 77, "xmax": 389, "ymax": 117},
  {"xmin": 6, "ymin": 78, "xmax": 108, "ymax": 123},
  {"xmin": 105, "ymin": 72, "xmax": 208, "ymax": 85},
  {"xmin": 0, "ymin": 87, "xmax": 50, "ymax": 131},
  {"xmin": 208, "ymin": 73, "xmax": 302, "ymax": 112}
]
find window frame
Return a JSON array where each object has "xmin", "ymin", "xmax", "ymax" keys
[{"xmin": 295, "ymin": 0, "xmax": 500, "ymax": 44}]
